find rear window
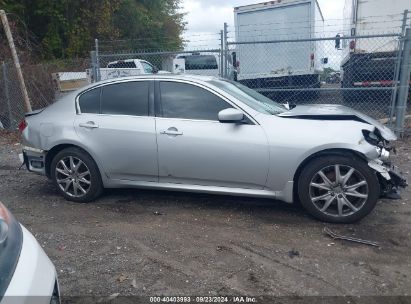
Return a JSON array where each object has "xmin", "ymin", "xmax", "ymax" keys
[
  {"xmin": 107, "ymin": 61, "xmax": 137, "ymax": 68},
  {"xmin": 179, "ymin": 55, "xmax": 218, "ymax": 70}
]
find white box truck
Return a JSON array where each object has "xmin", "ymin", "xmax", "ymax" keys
[
  {"xmin": 233, "ymin": 0, "xmax": 325, "ymax": 97},
  {"xmin": 339, "ymin": 0, "xmax": 410, "ymax": 102}
]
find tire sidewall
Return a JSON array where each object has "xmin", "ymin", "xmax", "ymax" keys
[
  {"xmin": 50, "ymin": 147, "xmax": 103, "ymax": 203},
  {"xmin": 298, "ymin": 155, "xmax": 380, "ymax": 223}
]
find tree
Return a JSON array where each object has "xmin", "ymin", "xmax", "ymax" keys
[{"xmin": 0, "ymin": 0, "xmax": 185, "ymax": 60}]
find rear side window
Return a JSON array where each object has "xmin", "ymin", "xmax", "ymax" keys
[
  {"xmin": 101, "ymin": 82, "xmax": 149, "ymax": 116},
  {"xmin": 107, "ymin": 61, "xmax": 137, "ymax": 68},
  {"xmin": 160, "ymin": 82, "xmax": 231, "ymax": 121},
  {"xmin": 179, "ymin": 55, "xmax": 218, "ymax": 70},
  {"xmin": 79, "ymin": 88, "xmax": 100, "ymax": 114}
]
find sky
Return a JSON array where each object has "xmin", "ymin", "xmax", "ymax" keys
[
  {"xmin": 180, "ymin": 0, "xmax": 346, "ymax": 68},
  {"xmin": 181, "ymin": 0, "xmax": 346, "ymax": 47}
]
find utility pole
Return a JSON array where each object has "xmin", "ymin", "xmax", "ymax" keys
[
  {"xmin": 223, "ymin": 22, "xmax": 228, "ymax": 78},
  {"xmin": 0, "ymin": 10, "xmax": 32, "ymax": 113}
]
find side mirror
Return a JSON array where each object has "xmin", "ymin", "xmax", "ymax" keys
[
  {"xmin": 335, "ymin": 34, "xmax": 341, "ymax": 50},
  {"xmin": 153, "ymin": 66, "xmax": 159, "ymax": 74},
  {"xmin": 218, "ymin": 108, "xmax": 244, "ymax": 123}
]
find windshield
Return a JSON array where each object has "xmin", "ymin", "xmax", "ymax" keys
[{"xmin": 208, "ymin": 79, "xmax": 286, "ymax": 115}]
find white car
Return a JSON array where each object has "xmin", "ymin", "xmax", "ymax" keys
[{"xmin": 0, "ymin": 202, "xmax": 60, "ymax": 304}]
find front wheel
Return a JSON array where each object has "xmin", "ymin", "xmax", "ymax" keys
[
  {"xmin": 298, "ymin": 155, "xmax": 380, "ymax": 223},
  {"xmin": 50, "ymin": 147, "xmax": 103, "ymax": 203}
]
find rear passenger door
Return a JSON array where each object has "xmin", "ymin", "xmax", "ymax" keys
[{"xmin": 75, "ymin": 80, "xmax": 158, "ymax": 181}]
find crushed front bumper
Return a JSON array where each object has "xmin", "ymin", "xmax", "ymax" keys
[
  {"xmin": 368, "ymin": 159, "xmax": 407, "ymax": 196},
  {"xmin": 19, "ymin": 147, "xmax": 47, "ymax": 175}
]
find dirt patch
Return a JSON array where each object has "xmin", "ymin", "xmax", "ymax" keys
[{"xmin": 0, "ymin": 132, "xmax": 410, "ymax": 298}]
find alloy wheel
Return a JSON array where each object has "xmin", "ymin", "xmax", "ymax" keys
[
  {"xmin": 55, "ymin": 156, "xmax": 91, "ymax": 197},
  {"xmin": 309, "ymin": 164, "xmax": 369, "ymax": 217}
]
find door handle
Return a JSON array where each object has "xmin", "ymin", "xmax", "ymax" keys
[
  {"xmin": 160, "ymin": 127, "xmax": 183, "ymax": 136},
  {"xmin": 79, "ymin": 121, "xmax": 99, "ymax": 129}
]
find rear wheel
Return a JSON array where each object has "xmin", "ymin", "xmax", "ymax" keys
[
  {"xmin": 298, "ymin": 155, "xmax": 380, "ymax": 223},
  {"xmin": 50, "ymin": 147, "xmax": 103, "ymax": 202}
]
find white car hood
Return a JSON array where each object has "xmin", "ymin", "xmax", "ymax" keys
[{"xmin": 278, "ymin": 104, "xmax": 396, "ymax": 141}]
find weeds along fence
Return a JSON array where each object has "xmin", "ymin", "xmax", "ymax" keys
[
  {"xmin": 1, "ymin": 13, "xmax": 410, "ymax": 135},
  {"xmin": 0, "ymin": 58, "xmax": 89, "ymax": 129}
]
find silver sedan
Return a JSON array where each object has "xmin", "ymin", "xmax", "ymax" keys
[{"xmin": 20, "ymin": 75, "xmax": 406, "ymax": 223}]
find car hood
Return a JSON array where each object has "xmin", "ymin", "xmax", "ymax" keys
[{"xmin": 278, "ymin": 104, "xmax": 396, "ymax": 141}]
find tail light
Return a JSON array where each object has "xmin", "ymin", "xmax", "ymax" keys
[
  {"xmin": 18, "ymin": 119, "xmax": 27, "ymax": 132},
  {"xmin": 349, "ymin": 40, "xmax": 356, "ymax": 50}
]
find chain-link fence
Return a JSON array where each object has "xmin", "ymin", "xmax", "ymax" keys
[
  {"xmin": 1, "ymin": 11, "xmax": 410, "ymax": 135},
  {"xmin": 0, "ymin": 58, "xmax": 90, "ymax": 130},
  {"xmin": 0, "ymin": 62, "xmax": 25, "ymax": 129},
  {"xmin": 227, "ymin": 33, "xmax": 404, "ymax": 119}
]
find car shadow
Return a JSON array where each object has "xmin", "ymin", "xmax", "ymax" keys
[{"xmin": 94, "ymin": 187, "xmax": 310, "ymax": 225}]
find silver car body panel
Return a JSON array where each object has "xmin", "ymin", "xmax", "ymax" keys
[
  {"xmin": 21, "ymin": 75, "xmax": 398, "ymax": 203},
  {"xmin": 278, "ymin": 104, "xmax": 397, "ymax": 141}
]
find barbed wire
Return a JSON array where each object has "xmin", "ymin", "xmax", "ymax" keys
[{"xmin": 232, "ymin": 13, "xmax": 405, "ymax": 28}]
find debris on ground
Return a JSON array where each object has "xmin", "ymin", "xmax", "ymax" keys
[
  {"xmin": 288, "ymin": 249, "xmax": 300, "ymax": 258},
  {"xmin": 117, "ymin": 274, "xmax": 128, "ymax": 283},
  {"xmin": 324, "ymin": 227, "xmax": 380, "ymax": 247}
]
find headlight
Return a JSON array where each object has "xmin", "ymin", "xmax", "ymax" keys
[
  {"xmin": 362, "ymin": 129, "xmax": 381, "ymax": 146},
  {"xmin": 0, "ymin": 203, "xmax": 11, "ymax": 244},
  {"xmin": 0, "ymin": 202, "xmax": 23, "ymax": 297}
]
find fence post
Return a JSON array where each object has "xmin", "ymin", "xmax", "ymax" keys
[
  {"xmin": 1, "ymin": 62, "xmax": 13, "ymax": 129},
  {"xmin": 95, "ymin": 38, "xmax": 101, "ymax": 82},
  {"xmin": 395, "ymin": 28, "xmax": 411, "ymax": 136},
  {"xmin": 220, "ymin": 30, "xmax": 224, "ymax": 77},
  {"xmin": 223, "ymin": 22, "xmax": 228, "ymax": 78},
  {"xmin": 389, "ymin": 10, "xmax": 408, "ymax": 127},
  {"xmin": 90, "ymin": 51, "xmax": 97, "ymax": 83}
]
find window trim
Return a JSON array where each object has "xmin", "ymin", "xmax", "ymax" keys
[
  {"xmin": 76, "ymin": 79, "xmax": 155, "ymax": 117},
  {"xmin": 154, "ymin": 79, "xmax": 256, "ymax": 124}
]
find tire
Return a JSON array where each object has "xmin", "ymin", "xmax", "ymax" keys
[
  {"xmin": 50, "ymin": 147, "xmax": 103, "ymax": 203},
  {"xmin": 298, "ymin": 155, "xmax": 380, "ymax": 223}
]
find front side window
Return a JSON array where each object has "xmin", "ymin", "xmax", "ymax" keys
[
  {"xmin": 101, "ymin": 82, "xmax": 149, "ymax": 116},
  {"xmin": 208, "ymin": 79, "xmax": 286, "ymax": 115},
  {"xmin": 160, "ymin": 82, "xmax": 232, "ymax": 121},
  {"xmin": 79, "ymin": 88, "xmax": 101, "ymax": 114}
]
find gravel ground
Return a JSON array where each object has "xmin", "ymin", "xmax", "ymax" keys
[{"xmin": 0, "ymin": 129, "xmax": 410, "ymax": 301}]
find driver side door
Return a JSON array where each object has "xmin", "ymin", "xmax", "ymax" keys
[{"xmin": 155, "ymin": 80, "xmax": 270, "ymax": 189}]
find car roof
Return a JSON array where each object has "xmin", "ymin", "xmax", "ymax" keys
[{"xmin": 81, "ymin": 74, "xmax": 219, "ymax": 91}]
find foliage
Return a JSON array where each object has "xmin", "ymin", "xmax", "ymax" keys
[
  {"xmin": 0, "ymin": 0, "xmax": 185, "ymax": 60},
  {"xmin": 320, "ymin": 67, "xmax": 336, "ymax": 81}
]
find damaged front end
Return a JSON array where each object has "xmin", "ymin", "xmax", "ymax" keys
[{"xmin": 364, "ymin": 128, "xmax": 407, "ymax": 198}]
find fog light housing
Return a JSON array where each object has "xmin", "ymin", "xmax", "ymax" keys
[{"xmin": 380, "ymin": 148, "xmax": 390, "ymax": 161}]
